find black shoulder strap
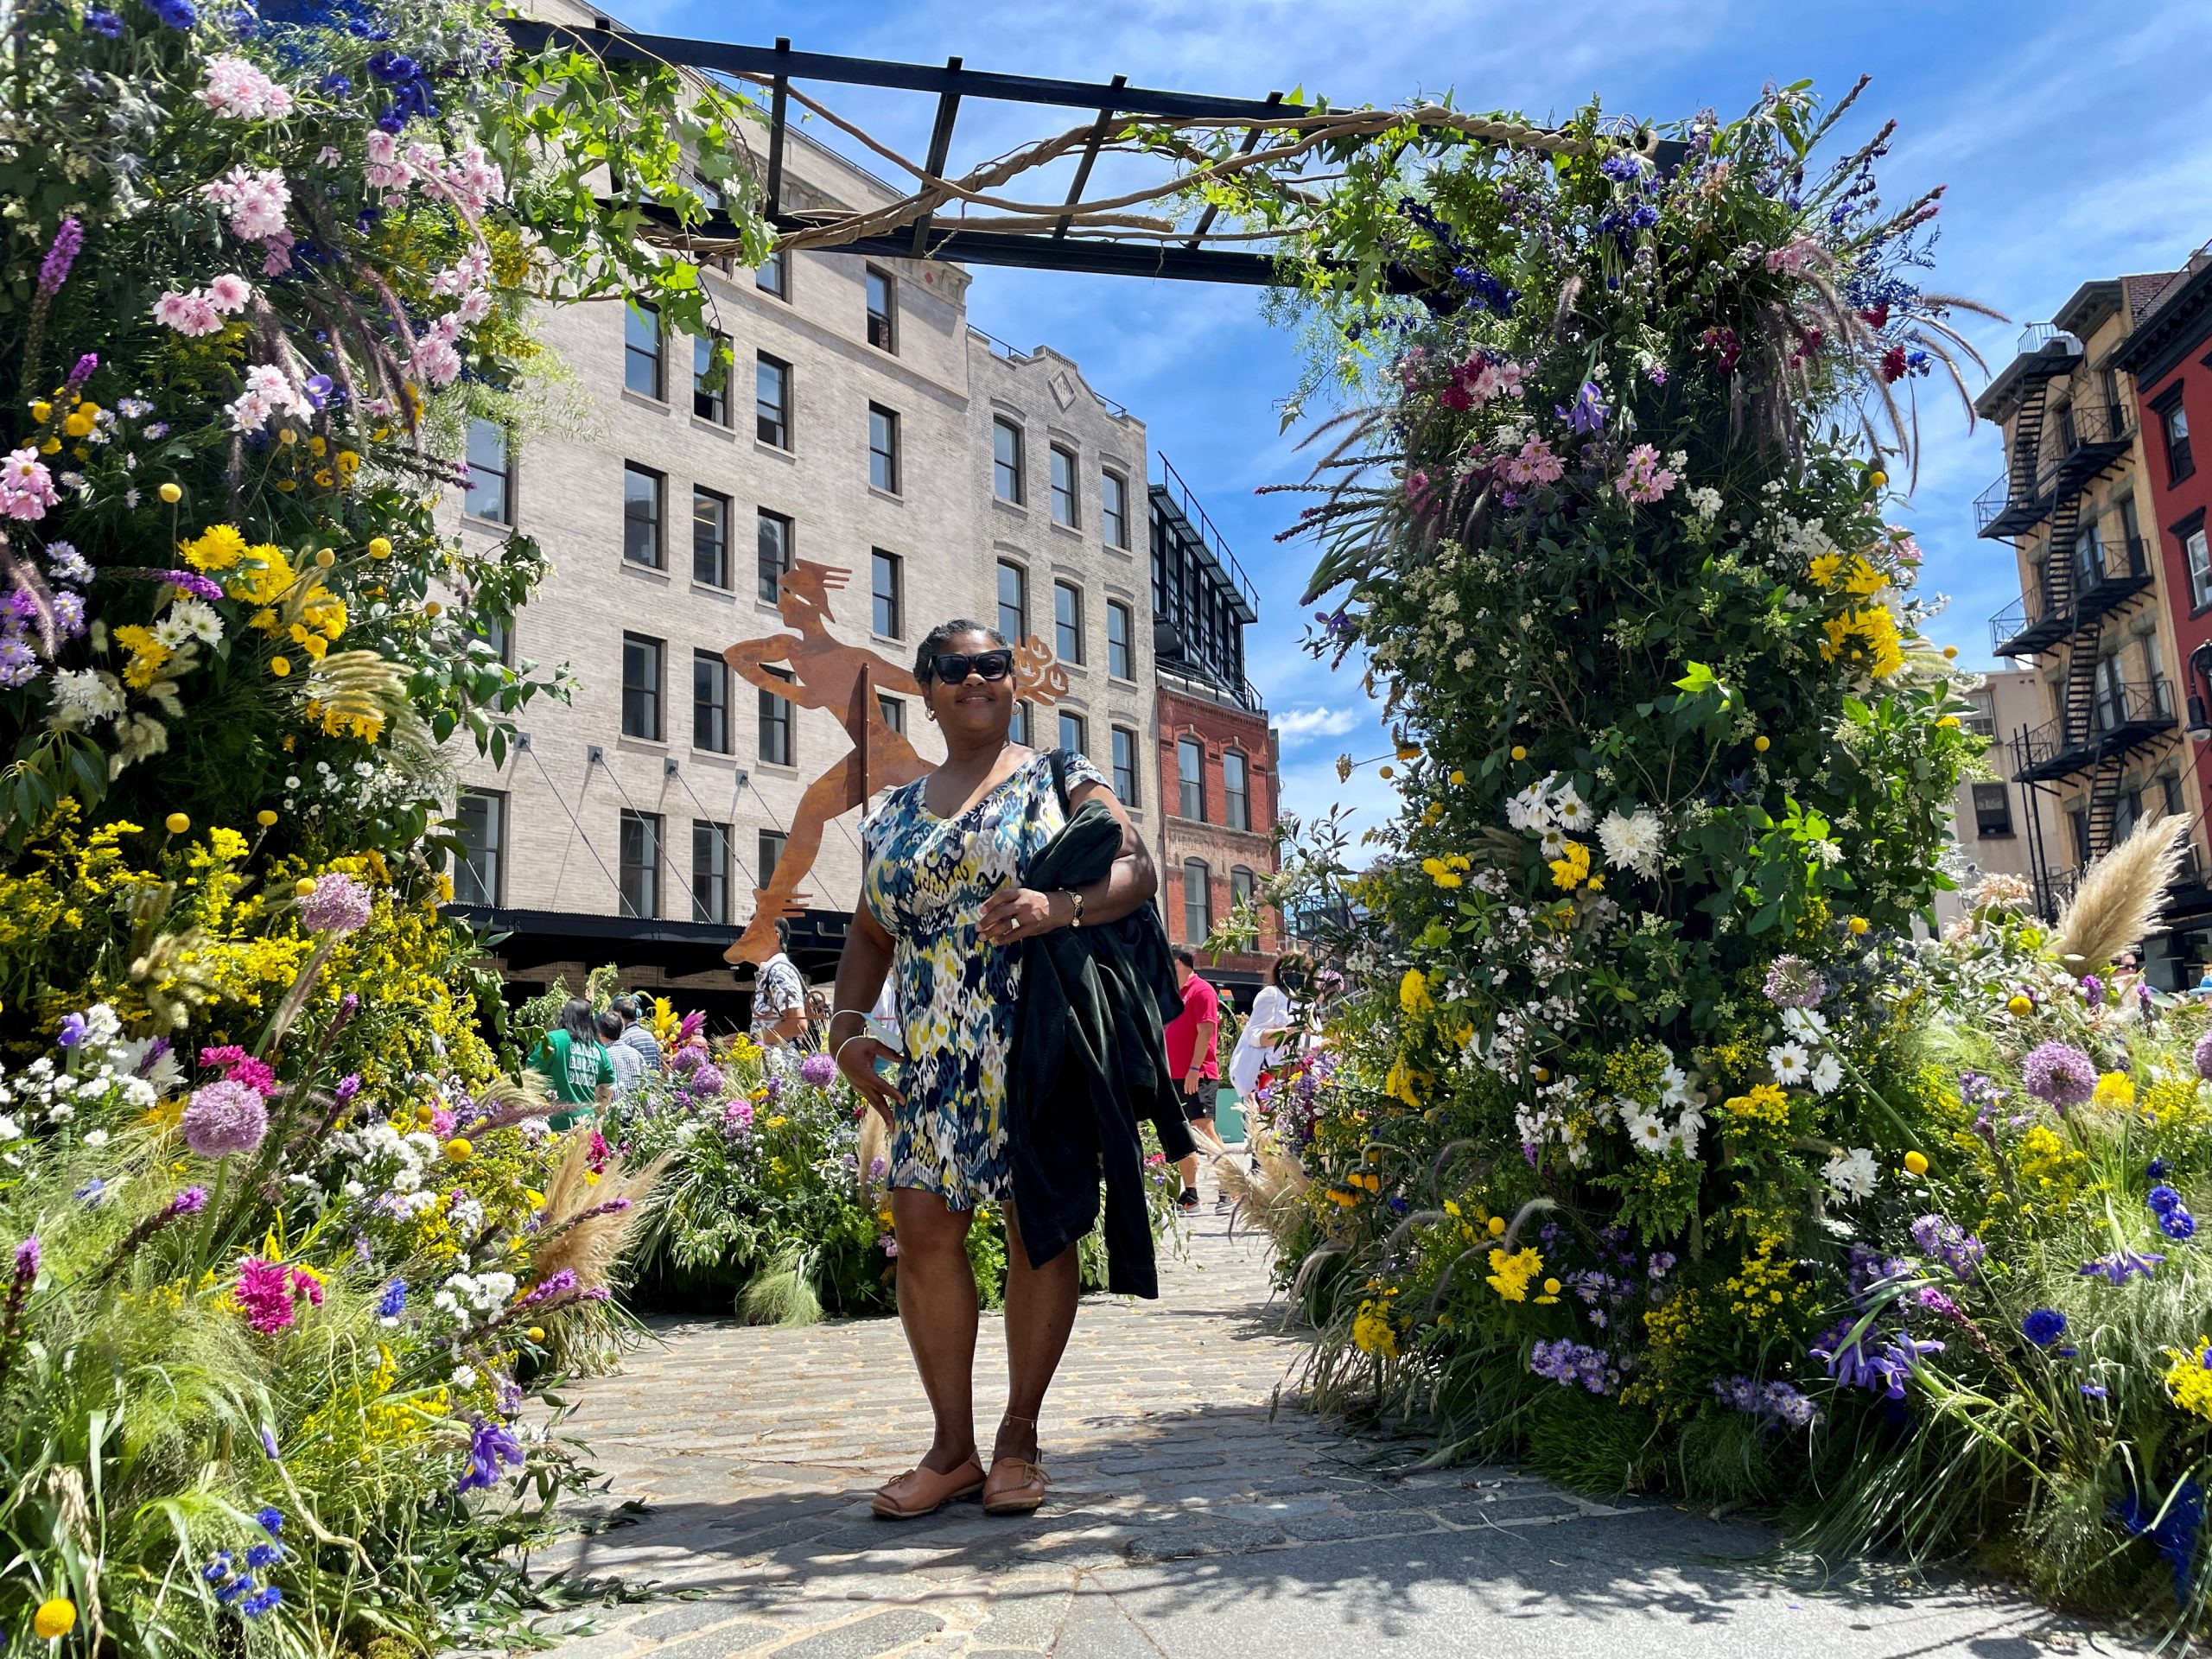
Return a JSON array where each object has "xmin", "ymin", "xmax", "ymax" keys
[{"xmin": 1048, "ymin": 746, "xmax": 1071, "ymax": 815}]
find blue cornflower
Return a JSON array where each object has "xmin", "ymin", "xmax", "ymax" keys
[
  {"xmin": 145, "ymin": 0, "xmax": 196, "ymax": 26},
  {"xmin": 364, "ymin": 48, "xmax": 416, "ymax": 80},
  {"xmin": 320, "ymin": 71, "xmax": 351, "ymax": 95},
  {"xmin": 216, "ymin": 1573, "xmax": 255, "ymax": 1606},
  {"xmin": 2081, "ymin": 1383, "xmax": 2110, "ymax": 1399},
  {"xmin": 245, "ymin": 1542, "xmax": 283, "ymax": 1570},
  {"xmin": 75, "ymin": 1178, "xmax": 106, "ymax": 1207},
  {"xmin": 86, "ymin": 6, "xmax": 124, "ymax": 33},
  {"xmin": 201, "ymin": 1551, "xmax": 233, "ymax": 1582},
  {"xmin": 2160, "ymin": 1207, "xmax": 2197, "ymax": 1242},
  {"xmin": 374, "ymin": 1278, "xmax": 406, "ymax": 1321},
  {"xmin": 2149, "ymin": 1185, "xmax": 2183, "ymax": 1216},
  {"xmin": 1598, "ymin": 153, "xmax": 1643, "ymax": 183},
  {"xmin": 2150, "ymin": 1158, "xmax": 2171, "ymax": 1179},
  {"xmin": 256, "ymin": 1506, "xmax": 283, "ymax": 1535},
  {"xmin": 2022, "ymin": 1307, "xmax": 2069, "ymax": 1347}
]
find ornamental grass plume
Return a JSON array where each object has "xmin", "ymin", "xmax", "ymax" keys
[
  {"xmin": 2051, "ymin": 812, "xmax": 2186, "ymax": 970},
  {"xmin": 1212, "ymin": 1128, "xmax": 1312, "ymax": 1257},
  {"xmin": 855, "ymin": 1103, "xmax": 888, "ymax": 1206},
  {"xmin": 530, "ymin": 1131, "xmax": 665, "ymax": 1300}
]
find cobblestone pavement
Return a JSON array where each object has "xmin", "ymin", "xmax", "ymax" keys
[{"xmin": 521, "ymin": 1204, "xmax": 2134, "ymax": 1659}]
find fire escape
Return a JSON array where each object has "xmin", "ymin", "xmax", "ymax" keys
[{"xmin": 1981, "ymin": 325, "xmax": 2155, "ymax": 919}]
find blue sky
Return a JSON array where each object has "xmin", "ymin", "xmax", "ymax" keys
[{"xmin": 633, "ymin": 0, "xmax": 2212, "ymax": 833}]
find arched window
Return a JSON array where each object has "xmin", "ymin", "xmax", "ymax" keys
[
  {"xmin": 1223, "ymin": 748, "xmax": 1251, "ymax": 830},
  {"xmin": 1178, "ymin": 735, "xmax": 1206, "ymax": 820},
  {"xmin": 1182, "ymin": 859, "xmax": 1212, "ymax": 944},
  {"xmin": 1230, "ymin": 865, "xmax": 1256, "ymax": 912}
]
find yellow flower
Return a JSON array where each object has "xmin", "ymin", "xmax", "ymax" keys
[
  {"xmin": 1351, "ymin": 1299, "xmax": 1400, "ymax": 1357},
  {"xmin": 1485, "ymin": 1245, "xmax": 1542, "ymax": 1301},
  {"xmin": 1399, "ymin": 967, "xmax": 1432, "ymax": 1014},
  {"xmin": 163, "ymin": 811, "xmax": 190, "ymax": 834},
  {"xmin": 1903, "ymin": 1149, "xmax": 1929, "ymax": 1177},
  {"xmin": 34, "ymin": 1599, "xmax": 76, "ymax": 1640},
  {"xmin": 2164, "ymin": 1338, "xmax": 2212, "ymax": 1422},
  {"xmin": 1449, "ymin": 768, "xmax": 1466, "ymax": 785},
  {"xmin": 1808, "ymin": 552, "xmax": 1844, "ymax": 588},
  {"xmin": 63, "ymin": 410, "xmax": 92, "ymax": 438},
  {"xmin": 257, "ymin": 810, "xmax": 278, "ymax": 828},
  {"xmin": 1510, "ymin": 745, "xmax": 1527, "ymax": 761},
  {"xmin": 1486, "ymin": 1214, "xmax": 1506, "ymax": 1237},
  {"xmin": 270, "ymin": 656, "xmax": 291, "ymax": 677},
  {"xmin": 2005, "ymin": 994, "xmax": 2032, "ymax": 1016},
  {"xmin": 1547, "ymin": 839, "xmax": 1591, "ymax": 891},
  {"xmin": 368, "ymin": 536, "xmax": 392, "ymax": 560},
  {"xmin": 335, "ymin": 449, "xmax": 361, "ymax": 475},
  {"xmin": 1753, "ymin": 734, "xmax": 1770, "ymax": 753},
  {"xmin": 181, "ymin": 523, "xmax": 249, "ymax": 572},
  {"xmin": 1847, "ymin": 915, "xmax": 1869, "ymax": 934},
  {"xmin": 444, "ymin": 1136, "xmax": 474, "ymax": 1163},
  {"xmin": 295, "ymin": 877, "xmax": 319, "ymax": 898},
  {"xmin": 526, "ymin": 1325, "xmax": 546, "ymax": 1343},
  {"xmin": 29, "ymin": 400, "xmax": 51, "ymax": 423},
  {"xmin": 159, "ymin": 480, "xmax": 183, "ymax": 503},
  {"xmin": 2092, "ymin": 1072, "xmax": 2135, "ymax": 1112},
  {"xmin": 1936, "ymin": 715, "xmax": 1960, "ymax": 729},
  {"xmin": 1378, "ymin": 765, "xmax": 1395, "ymax": 780}
]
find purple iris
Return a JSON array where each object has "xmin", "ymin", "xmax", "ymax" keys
[
  {"xmin": 1558, "ymin": 381, "xmax": 1608, "ymax": 435},
  {"xmin": 457, "ymin": 1419, "xmax": 524, "ymax": 1493}
]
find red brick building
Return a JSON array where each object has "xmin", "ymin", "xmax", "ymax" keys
[
  {"xmin": 1147, "ymin": 459, "xmax": 1281, "ymax": 1008},
  {"xmin": 2116, "ymin": 250, "xmax": 2212, "ymax": 822}
]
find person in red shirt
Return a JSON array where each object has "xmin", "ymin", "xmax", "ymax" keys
[{"xmin": 1163, "ymin": 948, "xmax": 1225, "ymax": 1211}]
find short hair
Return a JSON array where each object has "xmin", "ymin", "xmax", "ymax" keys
[
  {"xmin": 611, "ymin": 995, "xmax": 640, "ymax": 1020},
  {"xmin": 773, "ymin": 917, "xmax": 791, "ymax": 950},
  {"xmin": 913, "ymin": 618, "xmax": 1010, "ymax": 687},
  {"xmin": 1172, "ymin": 947, "xmax": 1197, "ymax": 969},
  {"xmin": 595, "ymin": 1009, "xmax": 626, "ymax": 1041}
]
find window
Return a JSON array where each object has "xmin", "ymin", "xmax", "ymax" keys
[
  {"xmin": 693, "ymin": 650, "xmax": 729, "ymax": 753},
  {"xmin": 623, "ymin": 301, "xmax": 663, "ymax": 399},
  {"xmin": 865, "ymin": 266, "xmax": 896, "ymax": 353},
  {"xmin": 691, "ymin": 820, "xmax": 731, "ymax": 924},
  {"xmin": 454, "ymin": 788, "xmax": 504, "ymax": 906},
  {"xmin": 1054, "ymin": 581, "xmax": 1084, "ymax": 664},
  {"xmin": 2164, "ymin": 773, "xmax": 2186, "ymax": 818},
  {"xmin": 2188, "ymin": 524, "xmax": 2212, "ymax": 610},
  {"xmin": 757, "ymin": 508, "xmax": 792, "ymax": 604},
  {"xmin": 993, "ymin": 417, "xmax": 1024, "ymax": 503},
  {"xmin": 756, "ymin": 353, "xmax": 791, "ymax": 448},
  {"xmin": 1107, "ymin": 600, "xmax": 1133, "ymax": 679},
  {"xmin": 692, "ymin": 486, "xmax": 730, "ymax": 588},
  {"xmin": 1230, "ymin": 865, "xmax": 1257, "ymax": 912},
  {"xmin": 872, "ymin": 549, "xmax": 903, "ymax": 639},
  {"xmin": 1182, "ymin": 859, "xmax": 1211, "ymax": 944},
  {"xmin": 621, "ymin": 633, "xmax": 663, "ymax": 740},
  {"xmin": 757, "ymin": 248, "xmax": 790, "ymax": 299},
  {"xmin": 463, "ymin": 417, "xmax": 511, "ymax": 524},
  {"xmin": 619, "ymin": 810, "xmax": 661, "ymax": 918},
  {"xmin": 1178, "ymin": 735, "xmax": 1206, "ymax": 820},
  {"xmin": 1970, "ymin": 783, "xmax": 2013, "ymax": 839},
  {"xmin": 2161, "ymin": 397, "xmax": 2195, "ymax": 483},
  {"xmin": 1010, "ymin": 700, "xmax": 1031, "ymax": 747},
  {"xmin": 1101, "ymin": 471, "xmax": 1128, "ymax": 550},
  {"xmin": 1050, "ymin": 444, "xmax": 1078, "ymax": 527},
  {"xmin": 1058, "ymin": 709, "xmax": 1087, "ymax": 759},
  {"xmin": 1224, "ymin": 749, "xmax": 1251, "ymax": 831},
  {"xmin": 2074, "ymin": 519, "xmax": 2105, "ymax": 584},
  {"xmin": 478, "ymin": 613, "xmax": 511, "ymax": 666},
  {"xmin": 868, "ymin": 403, "xmax": 900, "ymax": 493},
  {"xmin": 877, "ymin": 693, "xmax": 905, "ymax": 734},
  {"xmin": 997, "ymin": 560, "xmax": 1028, "ymax": 643},
  {"xmin": 2067, "ymin": 805, "xmax": 2089, "ymax": 865},
  {"xmin": 623, "ymin": 464, "xmax": 664, "ymax": 568},
  {"xmin": 758, "ymin": 829, "xmax": 785, "ymax": 887},
  {"xmin": 693, "ymin": 334, "xmax": 728, "ymax": 424},
  {"xmin": 759, "ymin": 664, "xmax": 794, "ymax": 766},
  {"xmin": 1964, "ymin": 689, "xmax": 1997, "ymax": 738},
  {"xmin": 1110, "ymin": 726, "xmax": 1139, "ymax": 804}
]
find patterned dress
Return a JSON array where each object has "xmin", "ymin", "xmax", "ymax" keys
[{"xmin": 862, "ymin": 747, "xmax": 1105, "ymax": 1206}]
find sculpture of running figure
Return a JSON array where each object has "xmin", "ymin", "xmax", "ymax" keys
[{"xmin": 721, "ymin": 560, "xmax": 1068, "ymax": 965}]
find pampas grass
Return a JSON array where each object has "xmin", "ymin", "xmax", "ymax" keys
[
  {"xmin": 1215, "ymin": 1128, "xmax": 1310, "ymax": 1257},
  {"xmin": 736, "ymin": 1245, "xmax": 825, "ymax": 1327},
  {"xmin": 2052, "ymin": 812, "xmax": 2187, "ymax": 970},
  {"xmin": 532, "ymin": 1133, "xmax": 667, "ymax": 1373}
]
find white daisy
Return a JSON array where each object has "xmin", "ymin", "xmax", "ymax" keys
[
  {"xmin": 1597, "ymin": 805, "xmax": 1664, "ymax": 876},
  {"xmin": 1822, "ymin": 1146, "xmax": 1878, "ymax": 1201},
  {"xmin": 1623, "ymin": 1109, "xmax": 1669, "ymax": 1154},
  {"xmin": 1780, "ymin": 1005, "xmax": 1828, "ymax": 1041},
  {"xmin": 1808, "ymin": 1053, "xmax": 1845, "ymax": 1096},
  {"xmin": 1768, "ymin": 1042, "xmax": 1811, "ymax": 1085},
  {"xmin": 1554, "ymin": 791, "xmax": 1593, "ymax": 832}
]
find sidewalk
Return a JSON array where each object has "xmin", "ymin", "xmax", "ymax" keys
[{"xmin": 519, "ymin": 1211, "xmax": 2132, "ymax": 1658}]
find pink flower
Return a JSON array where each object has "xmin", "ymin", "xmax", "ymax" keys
[
  {"xmin": 235, "ymin": 1257, "xmax": 296, "ymax": 1334},
  {"xmin": 1613, "ymin": 443, "xmax": 1679, "ymax": 505},
  {"xmin": 0, "ymin": 448, "xmax": 60, "ymax": 523},
  {"xmin": 199, "ymin": 1044, "xmax": 278, "ymax": 1096},
  {"xmin": 1764, "ymin": 237, "xmax": 1821, "ymax": 276},
  {"xmin": 206, "ymin": 273, "xmax": 253, "ymax": 315},
  {"xmin": 200, "ymin": 56, "xmax": 296, "ymax": 119},
  {"xmin": 364, "ymin": 130, "xmax": 412, "ymax": 192},
  {"xmin": 1502, "ymin": 437, "xmax": 1564, "ymax": 487},
  {"xmin": 201, "ymin": 165, "xmax": 290, "ymax": 242},
  {"xmin": 153, "ymin": 290, "xmax": 225, "ymax": 336}
]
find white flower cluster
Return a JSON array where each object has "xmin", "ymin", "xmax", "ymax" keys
[
  {"xmin": 327, "ymin": 1120, "xmax": 446, "ymax": 1216},
  {"xmin": 0, "ymin": 1009, "xmax": 167, "ymax": 1166},
  {"xmin": 431, "ymin": 1268, "xmax": 518, "ymax": 1332},
  {"xmin": 1616, "ymin": 1059, "xmax": 1711, "ymax": 1160},
  {"xmin": 1596, "ymin": 804, "xmax": 1663, "ymax": 878},
  {"xmin": 1766, "ymin": 1004, "xmax": 1845, "ymax": 1096}
]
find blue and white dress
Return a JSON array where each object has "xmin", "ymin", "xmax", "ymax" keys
[{"xmin": 861, "ymin": 747, "xmax": 1104, "ymax": 1206}]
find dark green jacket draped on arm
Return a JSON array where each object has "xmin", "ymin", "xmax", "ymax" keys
[{"xmin": 1008, "ymin": 798, "xmax": 1197, "ymax": 1299}]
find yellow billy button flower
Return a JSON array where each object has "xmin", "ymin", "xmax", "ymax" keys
[
  {"xmin": 163, "ymin": 812, "xmax": 189, "ymax": 834},
  {"xmin": 1487, "ymin": 1215, "xmax": 1506, "ymax": 1237},
  {"xmin": 29, "ymin": 400, "xmax": 51, "ymax": 423},
  {"xmin": 270, "ymin": 656, "xmax": 291, "ymax": 677},
  {"xmin": 257, "ymin": 810, "xmax": 278, "ymax": 828},
  {"xmin": 159, "ymin": 481, "xmax": 182, "ymax": 503},
  {"xmin": 1510, "ymin": 745, "xmax": 1527, "ymax": 761},
  {"xmin": 1903, "ymin": 1149, "xmax": 1929, "ymax": 1178},
  {"xmin": 1377, "ymin": 765, "xmax": 1394, "ymax": 779},
  {"xmin": 2006, "ymin": 994, "xmax": 2033, "ymax": 1016},
  {"xmin": 1942, "ymin": 645, "xmax": 1959, "ymax": 659},
  {"xmin": 1754, "ymin": 735, "xmax": 1770, "ymax": 753},
  {"xmin": 295, "ymin": 877, "xmax": 319, "ymax": 899},
  {"xmin": 424, "ymin": 601, "xmax": 442, "ymax": 618},
  {"xmin": 35, "ymin": 1599, "xmax": 77, "ymax": 1640},
  {"xmin": 1543, "ymin": 1278, "xmax": 1561, "ymax": 1296},
  {"xmin": 1847, "ymin": 916, "xmax": 1869, "ymax": 935},
  {"xmin": 315, "ymin": 547, "xmax": 336, "ymax": 569},
  {"xmin": 526, "ymin": 1325, "xmax": 546, "ymax": 1343},
  {"xmin": 367, "ymin": 537, "xmax": 392, "ymax": 560},
  {"xmin": 1868, "ymin": 469, "xmax": 1889, "ymax": 490},
  {"xmin": 1449, "ymin": 769, "xmax": 1466, "ymax": 785},
  {"xmin": 444, "ymin": 1136, "xmax": 474, "ymax": 1164},
  {"xmin": 1532, "ymin": 1065, "xmax": 1550, "ymax": 1084}
]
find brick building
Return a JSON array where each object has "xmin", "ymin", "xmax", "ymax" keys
[{"xmin": 1147, "ymin": 461, "xmax": 1281, "ymax": 1009}]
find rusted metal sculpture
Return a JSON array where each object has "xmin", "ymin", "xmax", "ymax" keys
[{"xmin": 721, "ymin": 560, "xmax": 1069, "ymax": 964}]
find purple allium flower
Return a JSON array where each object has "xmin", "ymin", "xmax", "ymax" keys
[
  {"xmin": 57, "ymin": 1011, "xmax": 87, "ymax": 1047},
  {"xmin": 798, "ymin": 1052, "xmax": 837, "ymax": 1088},
  {"xmin": 2022, "ymin": 1307, "xmax": 2068, "ymax": 1347},
  {"xmin": 683, "ymin": 1063, "xmax": 724, "ymax": 1098},
  {"xmin": 14, "ymin": 1236, "xmax": 41, "ymax": 1281},
  {"xmin": 299, "ymin": 873, "xmax": 373, "ymax": 935},
  {"xmin": 457, "ymin": 1418, "xmax": 524, "ymax": 1492},
  {"xmin": 36, "ymin": 219, "xmax": 83, "ymax": 297},
  {"xmin": 155, "ymin": 568, "xmax": 225, "ymax": 601},
  {"xmin": 2195, "ymin": 1032, "xmax": 2212, "ymax": 1083},
  {"xmin": 2022, "ymin": 1042, "xmax": 2097, "ymax": 1109},
  {"xmin": 181, "ymin": 1077, "xmax": 269, "ymax": 1159},
  {"xmin": 1761, "ymin": 954, "xmax": 1826, "ymax": 1009}
]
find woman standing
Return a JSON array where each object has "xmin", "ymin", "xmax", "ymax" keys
[
  {"xmin": 528, "ymin": 997, "xmax": 613, "ymax": 1131},
  {"xmin": 829, "ymin": 620, "xmax": 1157, "ymax": 1521}
]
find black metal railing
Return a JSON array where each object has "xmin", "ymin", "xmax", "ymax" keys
[
  {"xmin": 2014, "ymin": 677, "xmax": 2175, "ymax": 780},
  {"xmin": 1974, "ymin": 401, "xmax": 2137, "ymax": 536},
  {"xmin": 1989, "ymin": 535, "xmax": 2152, "ymax": 657}
]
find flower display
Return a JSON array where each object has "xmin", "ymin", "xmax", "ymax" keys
[
  {"xmin": 2022, "ymin": 1042, "xmax": 2098, "ymax": 1109},
  {"xmin": 181, "ymin": 1078, "xmax": 269, "ymax": 1160}
]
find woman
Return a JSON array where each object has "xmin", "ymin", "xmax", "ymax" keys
[
  {"xmin": 1229, "ymin": 952, "xmax": 1308, "ymax": 1102},
  {"xmin": 829, "ymin": 620, "xmax": 1157, "ymax": 1521},
  {"xmin": 528, "ymin": 997, "xmax": 613, "ymax": 1131}
]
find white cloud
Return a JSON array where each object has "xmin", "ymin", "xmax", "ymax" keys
[{"xmin": 1273, "ymin": 705, "xmax": 1362, "ymax": 741}]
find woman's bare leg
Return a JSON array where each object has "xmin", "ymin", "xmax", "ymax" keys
[
  {"xmin": 891, "ymin": 1187, "xmax": 979, "ymax": 1472},
  {"xmin": 995, "ymin": 1201, "xmax": 1080, "ymax": 1463}
]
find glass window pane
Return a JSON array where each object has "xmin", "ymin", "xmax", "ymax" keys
[
  {"xmin": 997, "ymin": 561, "xmax": 1027, "ymax": 642},
  {"xmin": 1111, "ymin": 728, "xmax": 1138, "ymax": 805},
  {"xmin": 1050, "ymin": 446, "xmax": 1077, "ymax": 527},
  {"xmin": 1183, "ymin": 861, "xmax": 1210, "ymax": 944},
  {"xmin": 758, "ymin": 829, "xmax": 785, "ymax": 886},
  {"xmin": 455, "ymin": 789, "xmax": 502, "ymax": 906},
  {"xmin": 877, "ymin": 693, "xmax": 905, "ymax": 734},
  {"xmin": 757, "ymin": 250, "xmax": 788, "ymax": 298},
  {"xmin": 619, "ymin": 810, "xmax": 660, "ymax": 918},
  {"xmin": 692, "ymin": 820, "xmax": 729, "ymax": 923},
  {"xmin": 693, "ymin": 651, "xmax": 728, "ymax": 752},
  {"xmin": 872, "ymin": 549, "xmax": 902, "ymax": 639},
  {"xmin": 1102, "ymin": 472, "xmax": 1127, "ymax": 549},
  {"xmin": 692, "ymin": 488, "xmax": 728, "ymax": 587},
  {"xmin": 757, "ymin": 510, "xmax": 791, "ymax": 604},
  {"xmin": 464, "ymin": 417, "xmax": 510, "ymax": 524},
  {"xmin": 1054, "ymin": 582, "xmax": 1083, "ymax": 663},
  {"xmin": 866, "ymin": 267, "xmax": 895, "ymax": 352},
  {"xmin": 1224, "ymin": 751, "xmax": 1250, "ymax": 831},
  {"xmin": 623, "ymin": 466, "xmax": 661, "ymax": 567},
  {"xmin": 868, "ymin": 404, "xmax": 899, "ymax": 493},
  {"xmin": 1058, "ymin": 711, "xmax": 1086, "ymax": 759},
  {"xmin": 760, "ymin": 668, "xmax": 793, "ymax": 766},
  {"xmin": 622, "ymin": 633, "xmax": 661, "ymax": 739},
  {"xmin": 994, "ymin": 418, "xmax": 1022, "ymax": 503},
  {"xmin": 1010, "ymin": 700, "xmax": 1030, "ymax": 747},
  {"xmin": 693, "ymin": 335, "xmax": 727, "ymax": 423},
  {"xmin": 1179, "ymin": 736, "xmax": 1205, "ymax": 820},
  {"xmin": 624, "ymin": 302, "xmax": 662, "ymax": 398},
  {"xmin": 757, "ymin": 355, "xmax": 790, "ymax": 448},
  {"xmin": 1107, "ymin": 601, "xmax": 1131, "ymax": 678}
]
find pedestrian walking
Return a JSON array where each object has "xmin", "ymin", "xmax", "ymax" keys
[{"xmin": 1166, "ymin": 948, "xmax": 1227, "ymax": 1211}]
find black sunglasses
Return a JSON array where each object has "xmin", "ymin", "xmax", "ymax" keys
[{"xmin": 931, "ymin": 649, "xmax": 1014, "ymax": 683}]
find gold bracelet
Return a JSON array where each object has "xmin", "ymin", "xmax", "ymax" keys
[{"xmin": 1062, "ymin": 889, "xmax": 1085, "ymax": 929}]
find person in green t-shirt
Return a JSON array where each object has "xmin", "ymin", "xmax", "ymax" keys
[{"xmin": 529, "ymin": 998, "xmax": 614, "ymax": 1131}]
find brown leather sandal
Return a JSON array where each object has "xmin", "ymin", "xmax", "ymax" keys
[
  {"xmin": 983, "ymin": 1414, "xmax": 1050, "ymax": 1516},
  {"xmin": 871, "ymin": 1455, "xmax": 985, "ymax": 1519}
]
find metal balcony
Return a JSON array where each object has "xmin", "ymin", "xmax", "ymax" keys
[
  {"xmin": 2013, "ymin": 678, "xmax": 2177, "ymax": 783},
  {"xmin": 1990, "ymin": 536, "xmax": 2154, "ymax": 658},
  {"xmin": 1974, "ymin": 400, "xmax": 2137, "ymax": 540}
]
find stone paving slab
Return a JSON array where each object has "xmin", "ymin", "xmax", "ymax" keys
[{"xmin": 508, "ymin": 1188, "xmax": 2142, "ymax": 1658}]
